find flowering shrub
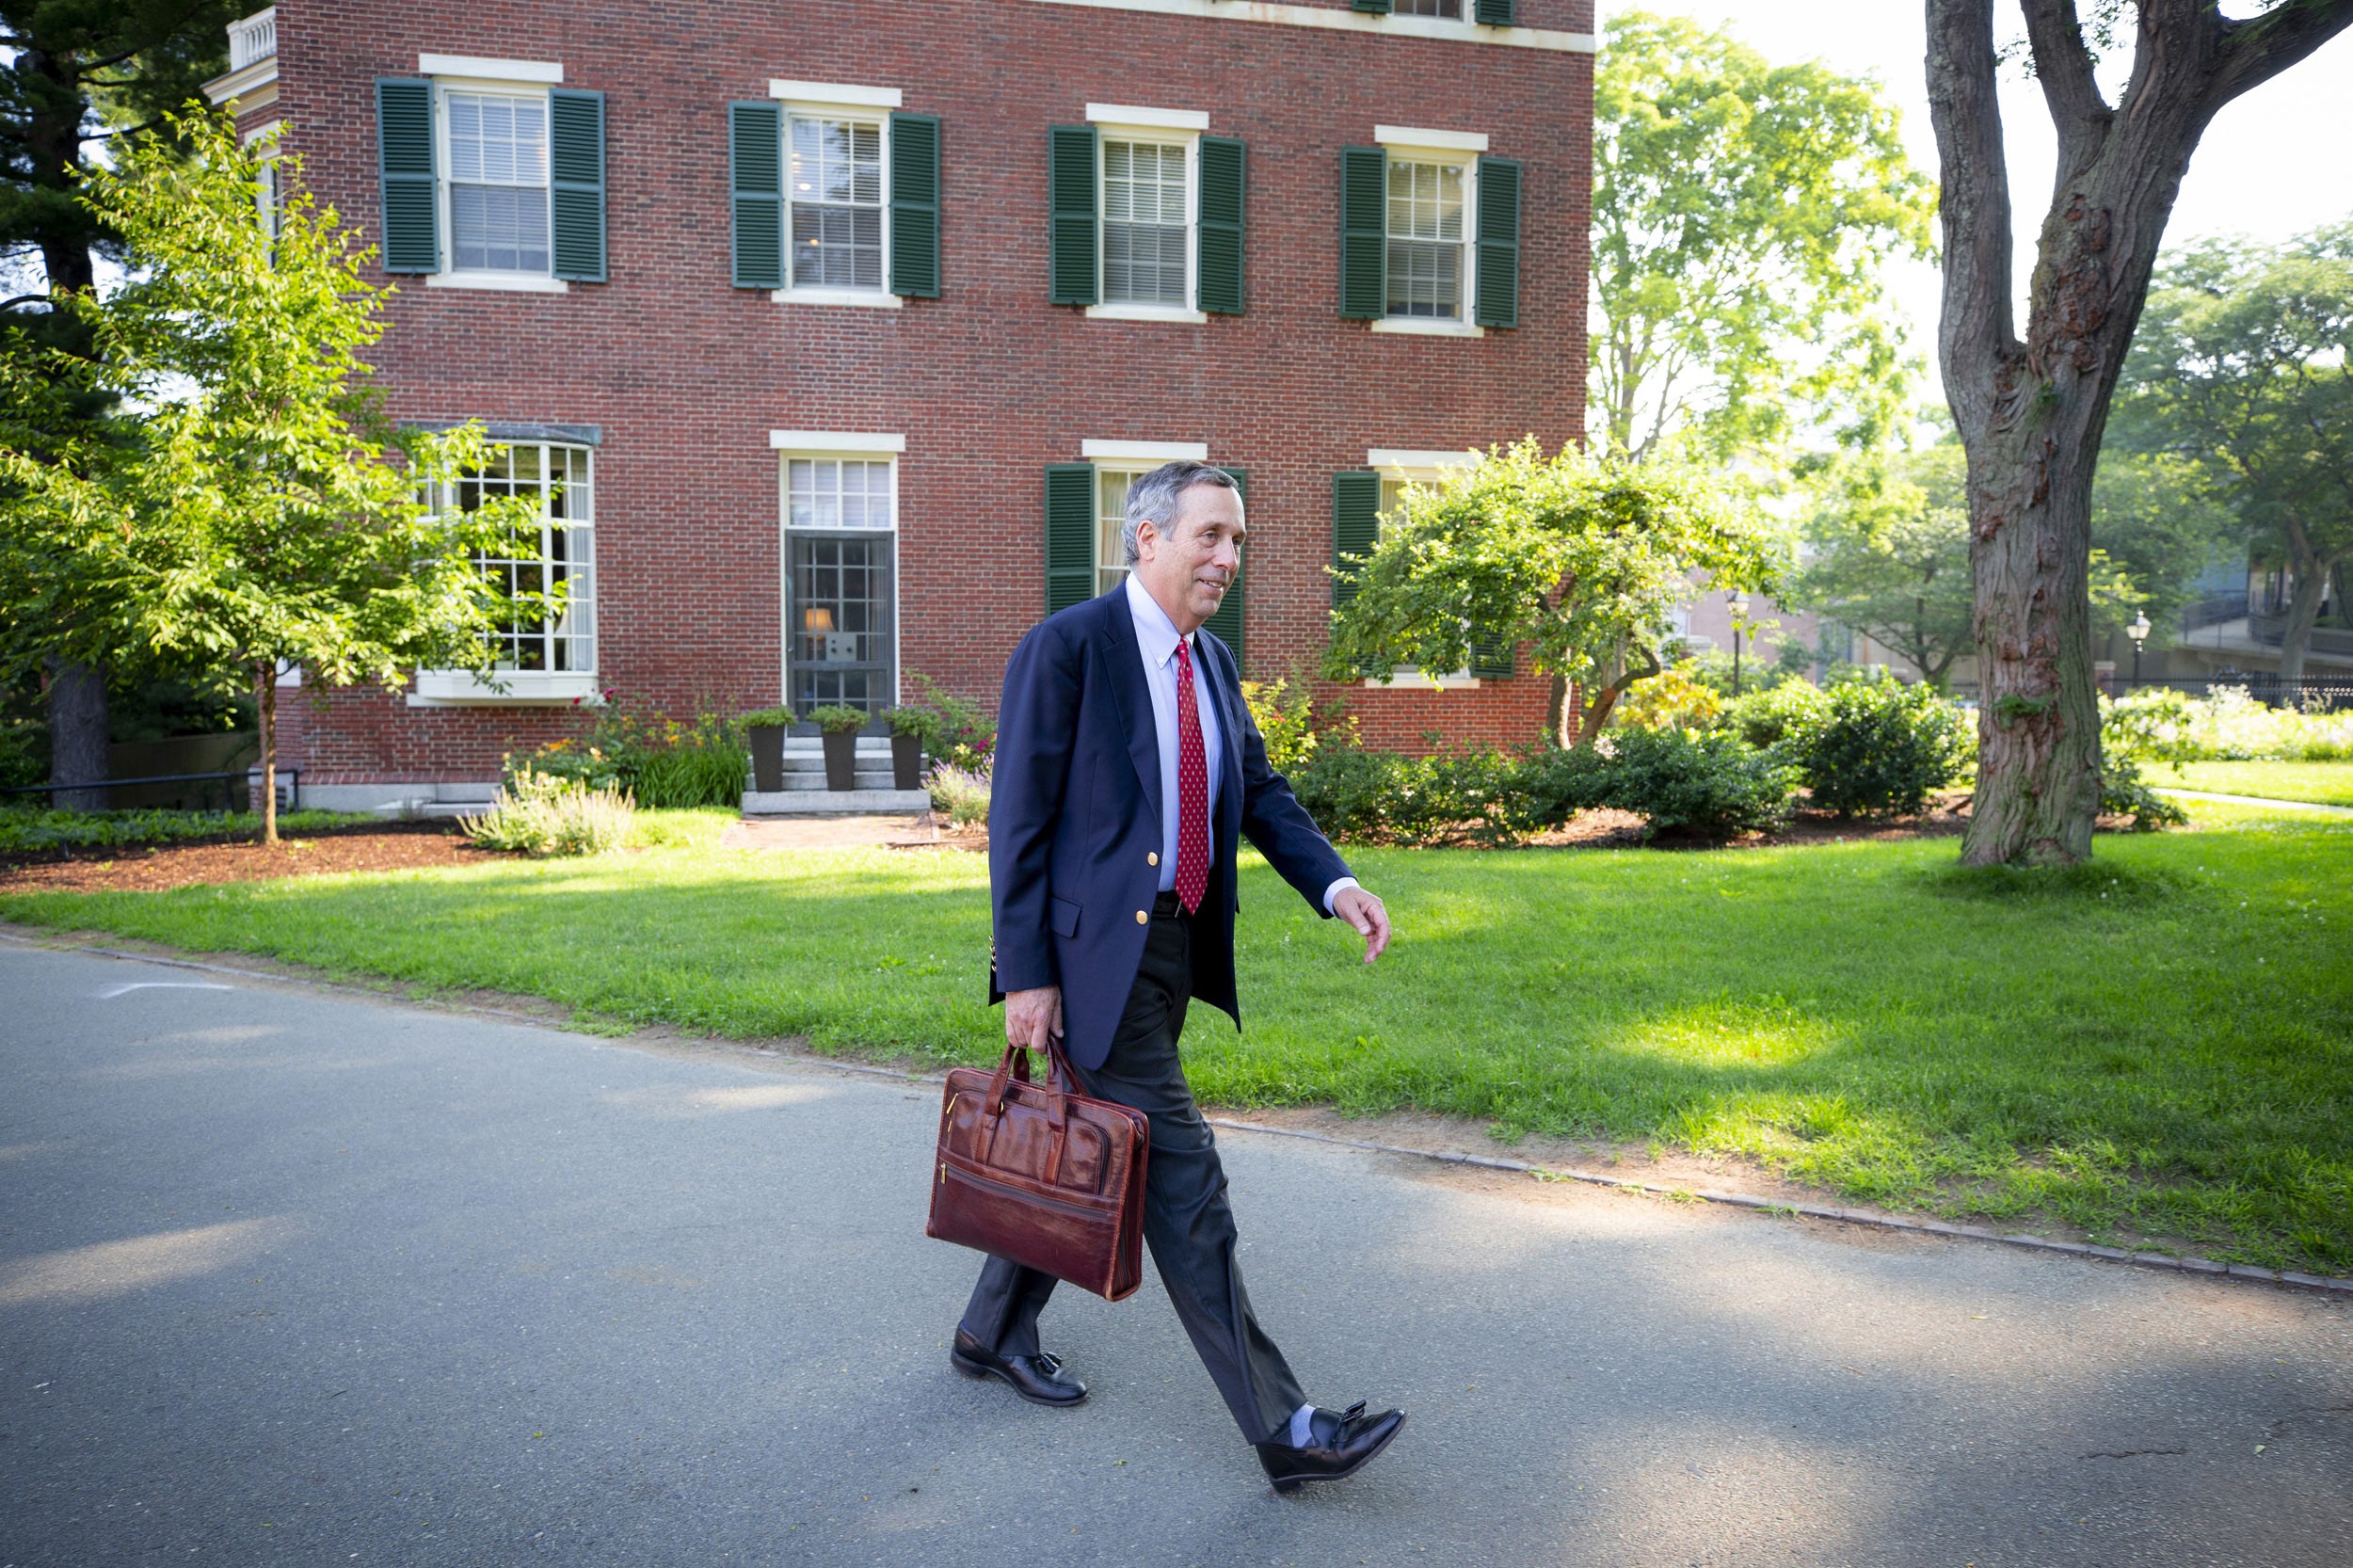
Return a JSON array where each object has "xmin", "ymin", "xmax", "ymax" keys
[
  {"xmin": 926, "ymin": 759, "xmax": 992, "ymax": 829},
  {"xmin": 2102, "ymin": 685, "xmax": 2353, "ymax": 762},
  {"xmin": 461, "ymin": 767, "xmax": 634, "ymax": 856},
  {"xmin": 1616, "ymin": 666, "xmax": 1724, "ymax": 733}
]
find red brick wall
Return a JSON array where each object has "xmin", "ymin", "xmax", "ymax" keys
[{"xmin": 261, "ymin": 0, "xmax": 1591, "ymax": 776}]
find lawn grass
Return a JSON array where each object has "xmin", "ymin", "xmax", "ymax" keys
[
  {"xmin": 2158, "ymin": 760, "xmax": 2353, "ymax": 808},
  {"xmin": 4, "ymin": 805, "xmax": 2347, "ymax": 1273}
]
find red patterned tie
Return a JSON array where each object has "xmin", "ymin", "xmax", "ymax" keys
[{"xmin": 1172, "ymin": 636, "xmax": 1209, "ymax": 914}]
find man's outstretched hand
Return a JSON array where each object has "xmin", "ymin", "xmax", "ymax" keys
[
  {"xmin": 1005, "ymin": 984, "xmax": 1064, "ymax": 1051},
  {"xmin": 1332, "ymin": 887, "xmax": 1391, "ymax": 964}
]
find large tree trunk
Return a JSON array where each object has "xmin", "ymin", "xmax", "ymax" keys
[
  {"xmin": 2273, "ymin": 552, "xmax": 2329, "ymax": 686},
  {"xmin": 1927, "ymin": 0, "xmax": 2353, "ymax": 865},
  {"xmin": 45, "ymin": 658, "xmax": 108, "ymax": 812}
]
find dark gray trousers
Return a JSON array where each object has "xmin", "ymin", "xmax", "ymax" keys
[{"xmin": 959, "ymin": 901, "xmax": 1307, "ymax": 1446}]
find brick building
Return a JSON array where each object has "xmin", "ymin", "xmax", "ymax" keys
[{"xmin": 205, "ymin": 0, "xmax": 1595, "ymax": 809}]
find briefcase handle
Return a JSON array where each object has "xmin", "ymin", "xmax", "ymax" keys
[{"xmin": 977, "ymin": 1037, "xmax": 1076, "ymax": 1186}]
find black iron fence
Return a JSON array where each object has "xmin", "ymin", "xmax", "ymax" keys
[{"xmin": 0, "ymin": 768, "xmax": 300, "ymax": 812}]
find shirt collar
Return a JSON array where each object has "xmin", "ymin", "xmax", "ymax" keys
[{"xmin": 1123, "ymin": 572, "xmax": 1192, "ymax": 670}]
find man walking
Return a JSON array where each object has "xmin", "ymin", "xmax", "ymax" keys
[{"xmin": 953, "ymin": 460, "xmax": 1405, "ymax": 1493}]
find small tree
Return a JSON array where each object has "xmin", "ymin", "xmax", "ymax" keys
[
  {"xmin": 0, "ymin": 111, "xmax": 546, "ymax": 841},
  {"xmin": 1325, "ymin": 440, "xmax": 1786, "ymax": 746}
]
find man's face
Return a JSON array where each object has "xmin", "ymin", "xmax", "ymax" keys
[{"xmin": 1134, "ymin": 483, "xmax": 1245, "ymax": 634}]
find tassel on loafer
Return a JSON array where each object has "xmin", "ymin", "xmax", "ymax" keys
[
  {"xmin": 1255, "ymin": 1400, "xmax": 1406, "ymax": 1494},
  {"xmin": 949, "ymin": 1328, "xmax": 1089, "ymax": 1408}
]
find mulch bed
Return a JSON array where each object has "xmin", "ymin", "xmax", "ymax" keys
[{"xmin": 0, "ymin": 822, "xmax": 514, "ymax": 895}]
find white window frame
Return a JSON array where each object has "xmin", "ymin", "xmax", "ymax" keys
[
  {"xmin": 424, "ymin": 62, "xmax": 569, "ymax": 296},
  {"xmin": 413, "ymin": 440, "xmax": 600, "ymax": 706},
  {"xmin": 1085, "ymin": 104, "xmax": 1209, "ymax": 325},
  {"xmin": 242, "ymin": 119, "xmax": 283, "ymax": 237},
  {"xmin": 1369, "ymin": 127, "xmax": 1489, "ymax": 339},
  {"xmin": 1364, "ymin": 448, "xmax": 1483, "ymax": 690},
  {"xmin": 772, "ymin": 432, "xmax": 904, "ymax": 713},
  {"xmin": 769, "ymin": 81, "xmax": 904, "ymax": 310}
]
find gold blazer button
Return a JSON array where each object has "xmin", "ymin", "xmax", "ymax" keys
[
  {"xmin": 1136, "ymin": 910, "xmax": 1148, "ymax": 924},
  {"xmin": 1148, "ymin": 852, "xmax": 1159, "ymax": 866}
]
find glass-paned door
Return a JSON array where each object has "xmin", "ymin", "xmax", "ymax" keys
[{"xmin": 789, "ymin": 533, "xmax": 894, "ymax": 720}]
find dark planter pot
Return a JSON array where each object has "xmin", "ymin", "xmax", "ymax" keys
[
  {"xmin": 890, "ymin": 731, "xmax": 923, "ymax": 791},
  {"xmin": 747, "ymin": 725, "xmax": 786, "ymax": 793},
  {"xmin": 821, "ymin": 729, "xmax": 858, "ymax": 792}
]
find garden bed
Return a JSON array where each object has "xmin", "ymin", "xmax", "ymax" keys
[{"xmin": 0, "ymin": 822, "xmax": 512, "ymax": 893}]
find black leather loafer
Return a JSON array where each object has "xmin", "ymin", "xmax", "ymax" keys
[
  {"xmin": 949, "ymin": 1328, "xmax": 1088, "ymax": 1407},
  {"xmin": 1255, "ymin": 1401, "xmax": 1406, "ymax": 1494}
]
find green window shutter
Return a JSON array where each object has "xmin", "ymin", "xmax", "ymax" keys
[
  {"xmin": 1045, "ymin": 463, "xmax": 1096, "ymax": 615},
  {"xmin": 1473, "ymin": 0, "xmax": 1517, "ymax": 24},
  {"xmin": 1048, "ymin": 124, "xmax": 1098, "ymax": 306},
  {"xmin": 1338, "ymin": 147, "xmax": 1385, "ymax": 321},
  {"xmin": 1201, "ymin": 468, "xmax": 1246, "ymax": 665},
  {"xmin": 1474, "ymin": 155, "xmax": 1522, "ymax": 329},
  {"xmin": 728, "ymin": 100, "xmax": 783, "ymax": 290},
  {"xmin": 888, "ymin": 112, "xmax": 942, "ymax": 298},
  {"xmin": 1352, "ymin": 0, "xmax": 1394, "ymax": 12},
  {"xmin": 376, "ymin": 79, "xmax": 439, "ymax": 274},
  {"xmin": 1470, "ymin": 635, "xmax": 1515, "ymax": 679},
  {"xmin": 1332, "ymin": 471, "xmax": 1381, "ymax": 606},
  {"xmin": 549, "ymin": 88, "xmax": 606, "ymax": 282},
  {"xmin": 1196, "ymin": 136, "xmax": 1245, "ymax": 315}
]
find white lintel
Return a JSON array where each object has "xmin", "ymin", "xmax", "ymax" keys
[
  {"xmin": 1081, "ymin": 440, "xmax": 1209, "ymax": 462},
  {"xmin": 420, "ymin": 55, "xmax": 564, "ymax": 83},
  {"xmin": 1375, "ymin": 125, "xmax": 1489, "ymax": 152},
  {"xmin": 1369, "ymin": 449, "xmax": 1481, "ymax": 471},
  {"xmin": 769, "ymin": 80, "xmax": 903, "ymax": 108},
  {"xmin": 769, "ymin": 431, "xmax": 906, "ymax": 453},
  {"xmin": 1085, "ymin": 104, "xmax": 1210, "ymax": 132}
]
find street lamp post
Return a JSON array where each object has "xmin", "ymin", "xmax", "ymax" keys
[
  {"xmin": 1727, "ymin": 590, "xmax": 1751, "ymax": 697},
  {"xmin": 2127, "ymin": 609, "xmax": 2152, "ymax": 688}
]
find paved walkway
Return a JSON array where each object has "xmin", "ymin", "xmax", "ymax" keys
[
  {"xmin": 3, "ymin": 941, "xmax": 2348, "ymax": 1567},
  {"xmin": 2153, "ymin": 788, "xmax": 2353, "ymax": 816},
  {"xmin": 719, "ymin": 812, "xmax": 952, "ymax": 850}
]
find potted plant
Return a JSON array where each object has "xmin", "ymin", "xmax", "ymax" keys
[
  {"xmin": 807, "ymin": 704, "xmax": 868, "ymax": 791},
  {"xmin": 881, "ymin": 705, "xmax": 936, "ymax": 791},
  {"xmin": 741, "ymin": 707, "xmax": 793, "ymax": 793}
]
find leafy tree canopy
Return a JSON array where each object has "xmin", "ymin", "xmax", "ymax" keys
[
  {"xmin": 0, "ymin": 110, "xmax": 549, "ymax": 838},
  {"xmin": 1325, "ymin": 440, "xmax": 1788, "ymax": 745},
  {"xmin": 1592, "ymin": 10, "xmax": 1937, "ymax": 463},
  {"xmin": 2109, "ymin": 221, "xmax": 2353, "ymax": 680}
]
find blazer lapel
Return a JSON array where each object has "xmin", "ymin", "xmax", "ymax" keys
[
  {"xmin": 1101, "ymin": 596, "xmax": 1163, "ymax": 820},
  {"xmin": 1200, "ymin": 637, "xmax": 1244, "ymax": 842}
]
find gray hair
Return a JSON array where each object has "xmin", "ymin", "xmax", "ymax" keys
[{"xmin": 1122, "ymin": 460, "xmax": 1240, "ymax": 568}]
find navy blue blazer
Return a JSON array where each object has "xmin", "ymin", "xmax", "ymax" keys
[{"xmin": 987, "ymin": 587, "xmax": 1353, "ymax": 1072}]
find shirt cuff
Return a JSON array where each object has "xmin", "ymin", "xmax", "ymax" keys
[{"xmin": 1322, "ymin": 875, "xmax": 1360, "ymax": 915}]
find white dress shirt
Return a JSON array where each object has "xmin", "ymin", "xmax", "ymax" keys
[{"xmin": 1123, "ymin": 575, "xmax": 1358, "ymax": 915}]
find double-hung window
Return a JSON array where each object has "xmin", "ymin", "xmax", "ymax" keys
[
  {"xmin": 789, "ymin": 113, "xmax": 884, "ymax": 290},
  {"xmin": 773, "ymin": 433, "xmax": 903, "ymax": 720},
  {"xmin": 1048, "ymin": 106, "xmax": 1244, "ymax": 324},
  {"xmin": 1101, "ymin": 138, "xmax": 1190, "ymax": 307},
  {"xmin": 374, "ymin": 57, "xmax": 606, "ymax": 292},
  {"xmin": 1339, "ymin": 129, "xmax": 1519, "ymax": 334},
  {"xmin": 415, "ymin": 439, "xmax": 599, "ymax": 703}
]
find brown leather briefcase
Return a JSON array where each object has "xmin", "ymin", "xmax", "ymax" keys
[{"xmin": 926, "ymin": 1038, "xmax": 1150, "ymax": 1302}]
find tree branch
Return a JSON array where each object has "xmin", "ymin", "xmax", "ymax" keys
[
  {"xmin": 1926, "ymin": 0, "xmax": 2019, "ymax": 404},
  {"xmin": 2210, "ymin": 0, "xmax": 2353, "ymax": 110},
  {"xmin": 2020, "ymin": 0, "xmax": 2113, "ymax": 163}
]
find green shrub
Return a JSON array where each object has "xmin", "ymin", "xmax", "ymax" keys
[
  {"xmin": 904, "ymin": 672, "xmax": 996, "ymax": 770},
  {"xmin": 1779, "ymin": 679, "xmax": 1970, "ymax": 817},
  {"xmin": 2103, "ymin": 684, "xmax": 2353, "ymax": 762},
  {"xmin": 739, "ymin": 707, "xmax": 793, "ymax": 728},
  {"xmin": 634, "ymin": 738, "xmax": 748, "ymax": 808},
  {"xmin": 1593, "ymin": 727, "xmax": 1800, "ymax": 840},
  {"xmin": 0, "ymin": 806, "xmax": 372, "ymax": 854},
  {"xmin": 2099, "ymin": 754, "xmax": 2191, "ymax": 831},
  {"xmin": 1240, "ymin": 678, "xmax": 1324, "ymax": 773},
  {"xmin": 1721, "ymin": 680, "xmax": 1830, "ymax": 749},
  {"xmin": 460, "ymin": 768, "xmax": 633, "ymax": 856}
]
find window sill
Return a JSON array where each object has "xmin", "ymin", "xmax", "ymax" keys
[
  {"xmin": 771, "ymin": 287, "xmax": 905, "ymax": 309},
  {"xmin": 1362, "ymin": 669, "xmax": 1481, "ymax": 691},
  {"xmin": 1085, "ymin": 303, "xmax": 1210, "ymax": 325},
  {"xmin": 410, "ymin": 671, "xmax": 603, "ymax": 706},
  {"xmin": 1369, "ymin": 318, "xmax": 1485, "ymax": 338},
  {"xmin": 424, "ymin": 271, "xmax": 571, "ymax": 295}
]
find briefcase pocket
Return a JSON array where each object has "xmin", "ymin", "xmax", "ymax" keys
[{"xmin": 1048, "ymin": 896, "xmax": 1081, "ymax": 937}]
